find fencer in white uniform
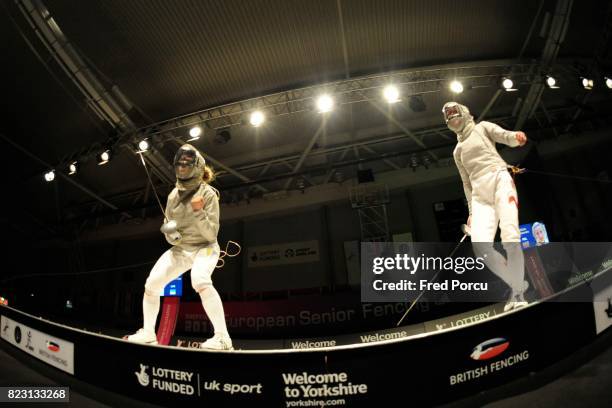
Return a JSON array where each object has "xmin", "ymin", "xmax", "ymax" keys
[
  {"xmin": 126, "ymin": 144, "xmax": 233, "ymax": 350},
  {"xmin": 443, "ymin": 102, "xmax": 528, "ymax": 311}
]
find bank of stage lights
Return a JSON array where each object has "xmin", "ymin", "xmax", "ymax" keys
[
  {"xmin": 188, "ymin": 125, "xmax": 202, "ymax": 141},
  {"xmin": 137, "ymin": 139, "xmax": 149, "ymax": 152},
  {"xmin": 316, "ymin": 94, "xmax": 334, "ymax": 113},
  {"xmin": 447, "ymin": 75, "xmax": 609, "ymax": 93},
  {"xmin": 249, "ymin": 110, "xmax": 265, "ymax": 127},
  {"xmin": 68, "ymin": 161, "xmax": 78, "ymax": 175},
  {"xmin": 383, "ymin": 85, "xmax": 401, "ymax": 103},
  {"xmin": 501, "ymin": 78, "xmax": 517, "ymax": 92},
  {"xmin": 44, "ymin": 74, "xmax": 612, "ymax": 182},
  {"xmin": 97, "ymin": 150, "xmax": 111, "ymax": 166},
  {"xmin": 44, "ymin": 170, "xmax": 55, "ymax": 182}
]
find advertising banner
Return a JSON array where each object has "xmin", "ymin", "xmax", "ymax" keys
[
  {"xmin": 177, "ymin": 292, "xmax": 461, "ymax": 337},
  {"xmin": 248, "ymin": 240, "xmax": 319, "ymax": 268},
  {"xmin": 0, "ymin": 297, "xmax": 598, "ymax": 407},
  {"xmin": 0, "ymin": 315, "xmax": 74, "ymax": 375}
]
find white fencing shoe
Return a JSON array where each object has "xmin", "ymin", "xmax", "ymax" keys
[
  {"xmin": 124, "ymin": 328, "xmax": 158, "ymax": 345},
  {"xmin": 200, "ymin": 333, "xmax": 233, "ymax": 351},
  {"xmin": 503, "ymin": 280, "xmax": 530, "ymax": 312},
  {"xmin": 503, "ymin": 298, "xmax": 529, "ymax": 312}
]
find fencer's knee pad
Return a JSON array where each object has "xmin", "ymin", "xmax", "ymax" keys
[
  {"xmin": 500, "ymin": 229, "xmax": 521, "ymax": 242},
  {"xmin": 143, "ymin": 288, "xmax": 158, "ymax": 298},
  {"xmin": 193, "ymin": 281, "xmax": 213, "ymax": 295},
  {"xmin": 144, "ymin": 277, "xmax": 164, "ymax": 296},
  {"xmin": 472, "ymin": 241, "xmax": 495, "ymax": 257}
]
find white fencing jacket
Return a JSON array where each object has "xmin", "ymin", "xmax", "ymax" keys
[{"xmin": 453, "ymin": 121, "xmax": 519, "ymax": 215}]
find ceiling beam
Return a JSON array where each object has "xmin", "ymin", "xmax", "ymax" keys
[
  {"xmin": 0, "ymin": 133, "xmax": 122, "ymax": 214},
  {"xmin": 364, "ymin": 97, "xmax": 439, "ymax": 160},
  {"xmin": 359, "ymin": 145, "xmax": 401, "ymax": 170},
  {"xmin": 336, "ymin": 0, "xmax": 350, "ymax": 80},
  {"xmin": 515, "ymin": 0, "xmax": 573, "ymax": 129},
  {"xmin": 17, "ymin": 0, "xmax": 177, "ymax": 184},
  {"xmin": 283, "ymin": 122, "xmax": 326, "ymax": 190},
  {"xmin": 205, "ymin": 154, "xmax": 269, "ymax": 193},
  {"xmin": 129, "ymin": 60, "xmax": 539, "ymax": 139},
  {"xmin": 477, "ymin": 89, "xmax": 502, "ymax": 122}
]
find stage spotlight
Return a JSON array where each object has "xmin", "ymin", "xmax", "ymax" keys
[
  {"xmin": 98, "ymin": 150, "xmax": 111, "ymax": 166},
  {"xmin": 408, "ymin": 95, "xmax": 427, "ymax": 112},
  {"xmin": 189, "ymin": 126, "xmax": 202, "ymax": 139},
  {"xmin": 296, "ymin": 178, "xmax": 306, "ymax": 193},
  {"xmin": 137, "ymin": 139, "xmax": 149, "ymax": 152},
  {"xmin": 449, "ymin": 80, "xmax": 464, "ymax": 94},
  {"xmin": 316, "ymin": 94, "xmax": 334, "ymax": 113},
  {"xmin": 44, "ymin": 170, "xmax": 55, "ymax": 182},
  {"xmin": 215, "ymin": 129, "xmax": 231, "ymax": 144},
  {"xmin": 409, "ymin": 155, "xmax": 420, "ymax": 172},
  {"xmin": 546, "ymin": 76, "xmax": 559, "ymax": 89},
  {"xmin": 249, "ymin": 110, "xmax": 265, "ymax": 127},
  {"xmin": 605, "ymin": 77, "xmax": 612, "ymax": 89},
  {"xmin": 383, "ymin": 85, "xmax": 400, "ymax": 103},
  {"xmin": 501, "ymin": 77, "xmax": 517, "ymax": 91},
  {"xmin": 581, "ymin": 77, "xmax": 594, "ymax": 90},
  {"xmin": 68, "ymin": 161, "xmax": 77, "ymax": 175}
]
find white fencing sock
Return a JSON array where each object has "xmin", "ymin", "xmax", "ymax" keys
[
  {"xmin": 142, "ymin": 291, "xmax": 160, "ymax": 334},
  {"xmin": 199, "ymin": 286, "xmax": 229, "ymax": 337}
]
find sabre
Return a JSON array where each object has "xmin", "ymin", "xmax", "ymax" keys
[{"xmin": 395, "ymin": 224, "xmax": 470, "ymax": 327}]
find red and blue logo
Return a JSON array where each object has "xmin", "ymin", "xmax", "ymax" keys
[
  {"xmin": 47, "ymin": 341, "xmax": 60, "ymax": 352},
  {"xmin": 470, "ymin": 338, "xmax": 509, "ymax": 361}
]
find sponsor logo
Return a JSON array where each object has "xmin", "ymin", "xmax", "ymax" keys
[
  {"xmin": 203, "ymin": 380, "xmax": 263, "ymax": 395},
  {"xmin": 38, "ymin": 348, "xmax": 68, "ymax": 367},
  {"xmin": 248, "ymin": 241, "xmax": 319, "ymax": 267},
  {"xmin": 135, "ymin": 363, "xmax": 262, "ymax": 397},
  {"xmin": 282, "ymin": 371, "xmax": 368, "ymax": 401},
  {"xmin": 449, "ymin": 337, "xmax": 530, "ymax": 386},
  {"xmin": 176, "ymin": 339, "xmax": 202, "ymax": 349},
  {"xmin": 359, "ymin": 331, "xmax": 408, "ymax": 343},
  {"xmin": 25, "ymin": 331, "xmax": 34, "ymax": 351},
  {"xmin": 1, "ymin": 316, "xmax": 74, "ymax": 374},
  {"xmin": 135, "ymin": 364, "xmax": 150, "ymax": 387},
  {"xmin": 291, "ymin": 340, "xmax": 336, "ymax": 349},
  {"xmin": 568, "ymin": 271, "xmax": 594, "ymax": 285},
  {"xmin": 135, "ymin": 363, "xmax": 196, "ymax": 395},
  {"xmin": 47, "ymin": 341, "xmax": 60, "ymax": 352},
  {"xmin": 434, "ymin": 311, "xmax": 493, "ymax": 331},
  {"xmin": 14, "ymin": 326, "xmax": 21, "ymax": 344},
  {"xmin": 470, "ymin": 338, "xmax": 510, "ymax": 361}
]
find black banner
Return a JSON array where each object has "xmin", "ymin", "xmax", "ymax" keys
[{"xmin": 0, "ymin": 286, "xmax": 601, "ymax": 407}]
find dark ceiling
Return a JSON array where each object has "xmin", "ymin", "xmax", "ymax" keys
[{"xmin": 1, "ymin": 0, "xmax": 611, "ymax": 239}]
